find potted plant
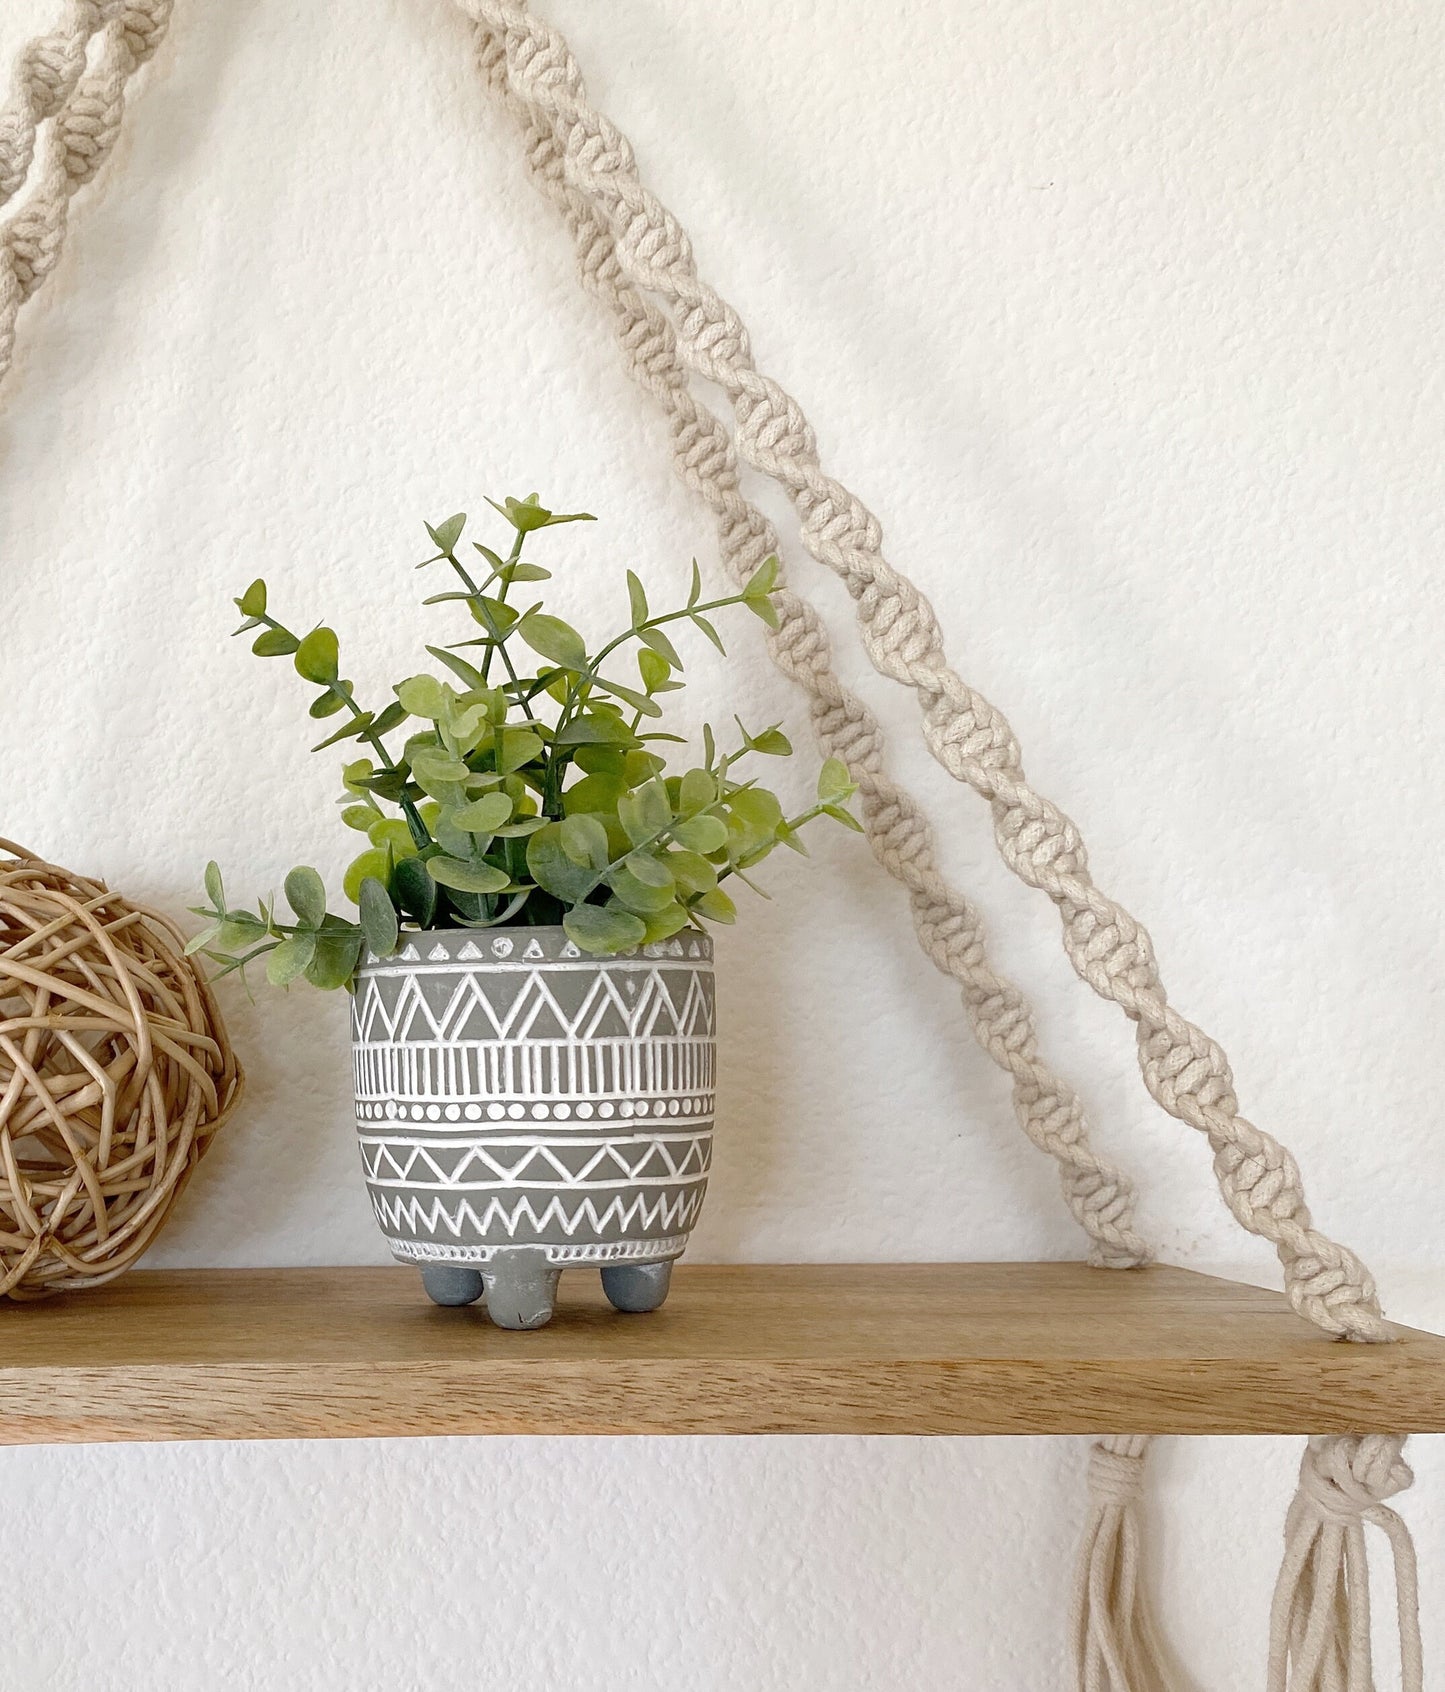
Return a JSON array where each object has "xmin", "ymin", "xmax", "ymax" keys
[{"xmin": 194, "ymin": 495, "xmax": 858, "ymax": 1327}]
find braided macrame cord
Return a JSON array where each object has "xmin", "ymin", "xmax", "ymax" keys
[
  {"xmin": 460, "ymin": 4, "xmax": 1425, "ymax": 1688},
  {"xmin": 0, "ymin": 0, "xmax": 172, "ymax": 394}
]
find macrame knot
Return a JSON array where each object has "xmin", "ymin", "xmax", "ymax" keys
[
  {"xmin": 1297, "ymin": 1434, "xmax": 1414, "ymax": 1525},
  {"xmin": 117, "ymin": 0, "xmax": 172, "ymax": 63},
  {"xmin": 1087, "ymin": 1440, "xmax": 1147, "ymax": 1508}
]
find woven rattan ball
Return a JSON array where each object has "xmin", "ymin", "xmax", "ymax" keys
[{"xmin": 0, "ymin": 841, "xmax": 243, "ymax": 1299}]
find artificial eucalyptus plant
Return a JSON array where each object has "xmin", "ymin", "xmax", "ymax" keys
[{"xmin": 193, "ymin": 495, "xmax": 859, "ymax": 988}]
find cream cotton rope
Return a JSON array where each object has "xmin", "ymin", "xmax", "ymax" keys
[
  {"xmin": 461, "ymin": 4, "xmax": 1422, "ymax": 1687},
  {"xmin": 0, "ymin": 0, "xmax": 171, "ymax": 394}
]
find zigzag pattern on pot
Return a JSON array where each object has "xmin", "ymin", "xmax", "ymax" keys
[
  {"xmin": 371, "ymin": 1186, "xmax": 706, "ymax": 1242},
  {"xmin": 359, "ymin": 1133, "xmax": 713, "ymax": 1189},
  {"xmin": 353, "ymin": 962, "xmax": 714, "ymax": 1047}
]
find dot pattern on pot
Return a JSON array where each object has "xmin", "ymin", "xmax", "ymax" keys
[{"xmin": 350, "ymin": 928, "xmax": 716, "ymax": 1265}]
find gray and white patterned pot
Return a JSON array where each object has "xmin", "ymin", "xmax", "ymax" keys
[{"xmin": 350, "ymin": 925, "xmax": 715, "ymax": 1328}]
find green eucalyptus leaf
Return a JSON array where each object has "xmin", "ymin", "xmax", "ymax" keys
[
  {"xmin": 426, "ymin": 857, "xmax": 511, "ymax": 894},
  {"xmin": 617, "ymin": 779, "xmax": 672, "ymax": 846},
  {"xmin": 624, "ymin": 749, "xmax": 666, "ymax": 785},
  {"xmin": 666, "ymin": 849, "xmax": 718, "ymax": 895},
  {"xmin": 687, "ymin": 560, "xmax": 702, "ymax": 607},
  {"xmin": 626, "ymin": 570, "xmax": 649, "ymax": 626},
  {"xmin": 727, "ymin": 787, "xmax": 784, "ymax": 834},
  {"xmin": 446, "ymin": 702, "xmax": 488, "ymax": 748},
  {"xmin": 469, "ymin": 596, "xmax": 519, "ymax": 636},
  {"xmin": 344, "ymin": 849, "xmax": 392, "ymax": 905},
  {"xmin": 357, "ymin": 877, "xmax": 400, "ymax": 957},
  {"xmin": 425, "ymin": 645, "xmax": 486, "ymax": 689},
  {"xmin": 818, "ymin": 757, "xmax": 854, "ymax": 802},
  {"xmin": 252, "ymin": 628, "xmax": 299, "ymax": 658},
  {"xmin": 266, "ymin": 931, "xmax": 317, "ymax": 987},
  {"xmin": 487, "ymin": 494, "xmax": 596, "ymax": 534},
  {"xmin": 623, "ymin": 850, "xmax": 674, "ymax": 890},
  {"xmin": 679, "ymin": 767, "xmax": 716, "ymax": 815},
  {"xmin": 397, "ymin": 674, "xmax": 449, "ymax": 720},
  {"xmin": 452, "ymin": 792, "xmax": 512, "ymax": 834},
  {"xmin": 238, "ymin": 580, "xmax": 267, "ymax": 619},
  {"xmin": 410, "ymin": 746, "xmax": 470, "ymax": 786},
  {"xmin": 294, "ymin": 627, "xmax": 340, "ymax": 684},
  {"xmin": 561, "ymin": 772, "xmax": 628, "ymax": 815},
  {"xmin": 691, "ymin": 613, "xmax": 726, "ymax": 655},
  {"xmin": 497, "ymin": 561, "xmax": 552, "ymax": 584},
  {"xmin": 672, "ymin": 813, "xmax": 728, "ymax": 853},
  {"xmin": 743, "ymin": 555, "xmax": 781, "ymax": 598},
  {"xmin": 560, "ymin": 812, "xmax": 610, "ymax": 870},
  {"xmin": 184, "ymin": 923, "xmax": 220, "ymax": 957},
  {"xmin": 641, "ymin": 903, "xmax": 690, "ymax": 944},
  {"xmin": 692, "ymin": 887, "xmax": 738, "ymax": 925},
  {"xmin": 592, "ymin": 676, "xmax": 662, "ymax": 718},
  {"xmin": 358, "ymin": 770, "xmax": 408, "ymax": 802},
  {"xmin": 216, "ymin": 913, "xmax": 268, "ymax": 950},
  {"xmin": 284, "ymin": 866, "xmax": 327, "ymax": 928},
  {"xmin": 427, "ymin": 513, "xmax": 466, "ymax": 553},
  {"xmin": 497, "ymin": 727, "xmax": 546, "ymax": 772},
  {"xmin": 517, "ymin": 610, "xmax": 587, "ymax": 669},
  {"xmin": 312, "ymin": 712, "xmax": 371, "ymax": 752},
  {"xmin": 303, "ymin": 931, "xmax": 363, "ymax": 991},
  {"xmin": 607, "ymin": 863, "xmax": 676, "ymax": 914},
  {"xmin": 744, "ymin": 594, "xmax": 781, "ymax": 629},
  {"xmin": 309, "ymin": 690, "xmax": 347, "ymax": 719},
  {"xmin": 493, "ymin": 815, "xmax": 548, "ymax": 838},
  {"xmin": 638, "ymin": 624, "xmax": 683, "ymax": 669},
  {"xmin": 553, "ymin": 714, "xmax": 637, "ymax": 749},
  {"xmin": 367, "ymin": 817, "xmax": 416, "ymax": 857},
  {"xmin": 636, "ymin": 647, "xmax": 672, "ymax": 694},
  {"xmin": 370, "ymin": 701, "xmax": 407, "ymax": 737},
  {"xmin": 749, "ymin": 726, "xmax": 792, "ymax": 756},
  {"xmin": 776, "ymin": 821, "xmax": 810, "ymax": 855},
  {"xmin": 563, "ymin": 902, "xmax": 646, "ymax": 955},
  {"xmin": 391, "ymin": 854, "xmax": 438, "ymax": 926},
  {"xmin": 824, "ymin": 802, "xmax": 865, "ymax": 832},
  {"xmin": 203, "ymin": 861, "xmax": 224, "ymax": 910},
  {"xmin": 434, "ymin": 814, "xmax": 475, "ymax": 860},
  {"xmin": 526, "ymin": 822, "xmax": 600, "ymax": 904},
  {"xmin": 573, "ymin": 744, "xmax": 626, "ymax": 777}
]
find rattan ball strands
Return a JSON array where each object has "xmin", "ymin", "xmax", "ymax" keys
[{"xmin": 0, "ymin": 840, "xmax": 242, "ymax": 1298}]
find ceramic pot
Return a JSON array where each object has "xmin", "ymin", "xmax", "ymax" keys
[{"xmin": 350, "ymin": 925, "xmax": 715, "ymax": 1328}]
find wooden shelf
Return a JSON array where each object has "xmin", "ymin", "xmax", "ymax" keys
[{"xmin": 4, "ymin": 1262, "xmax": 1443, "ymax": 1444}]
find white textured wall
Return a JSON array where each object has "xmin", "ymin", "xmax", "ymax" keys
[{"xmin": 4, "ymin": 1, "xmax": 1443, "ymax": 1685}]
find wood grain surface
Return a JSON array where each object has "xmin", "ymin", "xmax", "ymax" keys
[{"xmin": 3, "ymin": 1262, "xmax": 1442, "ymax": 1443}]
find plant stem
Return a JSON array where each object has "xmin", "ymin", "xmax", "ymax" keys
[{"xmin": 443, "ymin": 535, "xmax": 536, "ymax": 714}]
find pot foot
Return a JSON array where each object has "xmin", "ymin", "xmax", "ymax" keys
[
  {"xmin": 481, "ymin": 1250, "xmax": 561, "ymax": 1330},
  {"xmin": 601, "ymin": 1260, "xmax": 673, "ymax": 1313},
  {"xmin": 420, "ymin": 1264, "xmax": 485, "ymax": 1307}
]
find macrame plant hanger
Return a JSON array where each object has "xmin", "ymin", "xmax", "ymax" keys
[{"xmin": 0, "ymin": 4, "xmax": 1425, "ymax": 1688}]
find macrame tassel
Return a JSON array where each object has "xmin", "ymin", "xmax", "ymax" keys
[
  {"xmin": 1071, "ymin": 1436, "xmax": 1185, "ymax": 1692},
  {"xmin": 1267, "ymin": 1435, "xmax": 1422, "ymax": 1692}
]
